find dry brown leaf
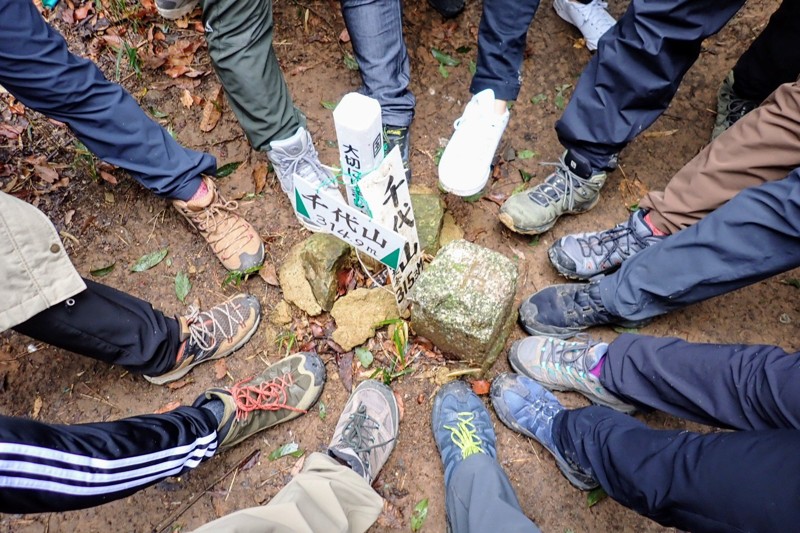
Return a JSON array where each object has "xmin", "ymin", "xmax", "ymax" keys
[
  {"xmin": 32, "ymin": 395, "xmax": 42, "ymax": 419},
  {"xmin": 166, "ymin": 378, "xmax": 193, "ymax": 390},
  {"xmin": 154, "ymin": 400, "xmax": 181, "ymax": 414},
  {"xmin": 289, "ymin": 454, "xmax": 306, "ymax": 478},
  {"xmin": 259, "ymin": 261, "xmax": 279, "ymax": 286},
  {"xmin": 0, "ymin": 124, "xmax": 23, "ymax": 139},
  {"xmin": 99, "ymin": 170, "xmax": 118, "ymax": 185},
  {"xmin": 200, "ymin": 87, "xmax": 223, "ymax": 132},
  {"xmin": 74, "ymin": 3, "xmax": 91, "ymax": 20},
  {"xmin": 252, "ymin": 161, "xmax": 268, "ymax": 194},
  {"xmin": 33, "ymin": 164, "xmax": 58, "ymax": 184},
  {"xmin": 470, "ymin": 379, "xmax": 491, "ymax": 396},
  {"xmin": 61, "ymin": 7, "xmax": 75, "ymax": 23},
  {"xmin": 393, "ymin": 390, "xmax": 405, "ymax": 420},
  {"xmin": 180, "ymin": 89, "xmax": 194, "ymax": 108},
  {"xmin": 64, "ymin": 209, "xmax": 75, "ymax": 226},
  {"xmin": 642, "ymin": 129, "xmax": 679, "ymax": 138},
  {"xmin": 214, "ymin": 358, "xmax": 228, "ymax": 380},
  {"xmin": 339, "ymin": 28, "xmax": 350, "ymax": 43},
  {"xmin": 508, "ymin": 246, "xmax": 526, "ymax": 262}
]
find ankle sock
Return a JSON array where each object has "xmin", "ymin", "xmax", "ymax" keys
[
  {"xmin": 201, "ymin": 398, "xmax": 225, "ymax": 425},
  {"xmin": 643, "ymin": 212, "xmax": 668, "ymax": 236},
  {"xmin": 189, "ymin": 180, "xmax": 209, "ymax": 201},
  {"xmin": 588, "ymin": 343, "xmax": 609, "ymax": 378}
]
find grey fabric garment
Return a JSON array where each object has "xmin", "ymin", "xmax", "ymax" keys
[
  {"xmin": 200, "ymin": 0, "xmax": 305, "ymax": 151},
  {"xmin": 445, "ymin": 453, "xmax": 540, "ymax": 533}
]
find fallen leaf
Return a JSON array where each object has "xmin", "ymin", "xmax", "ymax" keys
[
  {"xmin": 32, "ymin": 395, "xmax": 42, "ymax": 419},
  {"xmin": 64, "ymin": 209, "xmax": 75, "ymax": 226},
  {"xmin": 0, "ymin": 123, "xmax": 23, "ymax": 139},
  {"xmin": 240, "ymin": 450, "xmax": 262, "ymax": 471},
  {"xmin": 99, "ymin": 170, "xmax": 118, "ymax": 185},
  {"xmin": 642, "ymin": 129, "xmax": 678, "ymax": 138},
  {"xmin": 484, "ymin": 191, "xmax": 508, "ymax": 206},
  {"xmin": 393, "ymin": 390, "xmax": 405, "ymax": 420},
  {"xmin": 339, "ymin": 28, "xmax": 350, "ymax": 42},
  {"xmin": 337, "ymin": 351, "xmax": 354, "ymax": 393},
  {"xmin": 588, "ymin": 486, "xmax": 608, "ymax": 507},
  {"xmin": 470, "ymin": 379, "xmax": 491, "ymax": 395},
  {"xmin": 180, "ymin": 89, "xmax": 194, "ymax": 108},
  {"xmin": 417, "ymin": 393, "xmax": 425, "ymax": 404},
  {"xmin": 32, "ymin": 164, "xmax": 58, "ymax": 184},
  {"xmin": 252, "ymin": 161, "xmax": 268, "ymax": 193},
  {"xmin": 74, "ymin": 3, "xmax": 91, "ymax": 20},
  {"xmin": 166, "ymin": 379, "xmax": 193, "ymax": 390},
  {"xmin": 355, "ymin": 347, "xmax": 373, "ymax": 369},
  {"xmin": 268, "ymin": 441, "xmax": 304, "ymax": 461},
  {"xmin": 216, "ymin": 161, "xmax": 242, "ymax": 178},
  {"xmin": 411, "ymin": 497, "xmax": 429, "ymax": 533},
  {"xmin": 258, "ymin": 261, "xmax": 279, "ymax": 286},
  {"xmin": 289, "ymin": 454, "xmax": 306, "ymax": 477},
  {"xmin": 90, "ymin": 263, "xmax": 116, "ymax": 278},
  {"xmin": 175, "ymin": 271, "xmax": 191, "ymax": 302},
  {"xmin": 154, "ymin": 400, "xmax": 181, "ymax": 414},
  {"xmin": 214, "ymin": 358, "xmax": 227, "ymax": 380},
  {"xmin": 200, "ymin": 87, "xmax": 223, "ymax": 132},
  {"xmin": 130, "ymin": 248, "xmax": 169, "ymax": 272},
  {"xmin": 508, "ymin": 246, "xmax": 526, "ymax": 261}
]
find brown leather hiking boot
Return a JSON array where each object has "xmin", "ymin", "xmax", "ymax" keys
[
  {"xmin": 327, "ymin": 380, "xmax": 400, "ymax": 484},
  {"xmin": 145, "ymin": 293, "xmax": 261, "ymax": 385},
  {"xmin": 172, "ymin": 176, "xmax": 264, "ymax": 272},
  {"xmin": 202, "ymin": 352, "xmax": 326, "ymax": 450}
]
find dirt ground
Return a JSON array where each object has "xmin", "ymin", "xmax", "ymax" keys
[{"xmin": 1, "ymin": 0, "xmax": 798, "ymax": 531}]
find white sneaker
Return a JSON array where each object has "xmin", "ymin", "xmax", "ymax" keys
[
  {"xmin": 553, "ymin": 0, "xmax": 616, "ymax": 51},
  {"xmin": 268, "ymin": 127, "xmax": 345, "ymax": 229},
  {"xmin": 438, "ymin": 89, "xmax": 510, "ymax": 197}
]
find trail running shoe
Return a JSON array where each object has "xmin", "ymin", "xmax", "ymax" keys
[{"xmin": 711, "ymin": 71, "xmax": 759, "ymax": 141}]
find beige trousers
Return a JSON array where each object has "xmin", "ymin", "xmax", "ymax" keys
[
  {"xmin": 641, "ymin": 79, "xmax": 800, "ymax": 234},
  {"xmin": 191, "ymin": 453, "xmax": 383, "ymax": 533}
]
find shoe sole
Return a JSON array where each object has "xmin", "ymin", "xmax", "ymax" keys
[
  {"xmin": 438, "ymin": 170, "xmax": 490, "ymax": 198},
  {"xmin": 157, "ymin": 1, "xmax": 199, "ymax": 19},
  {"xmin": 498, "ymin": 194, "xmax": 600, "ymax": 235},
  {"xmin": 145, "ymin": 313, "xmax": 262, "ymax": 386},
  {"xmin": 547, "ymin": 245, "xmax": 618, "ymax": 281},
  {"xmin": 552, "ymin": 1, "xmax": 598, "ymax": 51}
]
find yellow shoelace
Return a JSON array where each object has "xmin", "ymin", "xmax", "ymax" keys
[{"xmin": 444, "ymin": 413, "xmax": 484, "ymax": 459}]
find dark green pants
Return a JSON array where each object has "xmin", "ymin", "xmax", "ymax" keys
[{"xmin": 200, "ymin": 0, "xmax": 305, "ymax": 150}]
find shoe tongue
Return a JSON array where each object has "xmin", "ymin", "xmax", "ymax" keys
[
  {"xmin": 328, "ymin": 447, "xmax": 367, "ymax": 478},
  {"xmin": 184, "ymin": 186, "xmax": 215, "ymax": 210},
  {"xmin": 563, "ymin": 150, "xmax": 593, "ymax": 179}
]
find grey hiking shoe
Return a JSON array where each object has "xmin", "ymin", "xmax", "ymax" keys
[
  {"xmin": 711, "ymin": 71, "xmax": 758, "ymax": 141},
  {"xmin": 328, "ymin": 380, "xmax": 400, "ymax": 484},
  {"xmin": 200, "ymin": 352, "xmax": 326, "ymax": 450},
  {"xmin": 509, "ymin": 335, "xmax": 635, "ymax": 413},
  {"xmin": 491, "ymin": 373, "xmax": 597, "ymax": 490},
  {"xmin": 548, "ymin": 209, "xmax": 665, "ymax": 280},
  {"xmin": 145, "ymin": 294, "xmax": 261, "ymax": 385},
  {"xmin": 155, "ymin": 0, "xmax": 199, "ymax": 19},
  {"xmin": 499, "ymin": 150, "xmax": 606, "ymax": 235},
  {"xmin": 267, "ymin": 126, "xmax": 345, "ymax": 229}
]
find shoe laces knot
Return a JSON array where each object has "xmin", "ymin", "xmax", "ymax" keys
[
  {"xmin": 444, "ymin": 412, "xmax": 485, "ymax": 459},
  {"xmin": 184, "ymin": 299, "xmax": 248, "ymax": 353},
  {"xmin": 725, "ymin": 98, "xmax": 758, "ymax": 124},
  {"xmin": 341, "ymin": 403, "xmax": 393, "ymax": 468},
  {"xmin": 528, "ymin": 160, "xmax": 601, "ymax": 208},
  {"xmin": 230, "ymin": 372, "xmax": 306, "ymax": 421},
  {"xmin": 577, "ymin": 216, "xmax": 649, "ymax": 266},
  {"xmin": 275, "ymin": 142, "xmax": 339, "ymax": 191},
  {"xmin": 543, "ymin": 334, "xmax": 597, "ymax": 375},
  {"xmin": 183, "ymin": 196, "xmax": 253, "ymax": 260}
]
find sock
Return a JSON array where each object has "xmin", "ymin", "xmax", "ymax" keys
[
  {"xmin": 588, "ymin": 343, "xmax": 609, "ymax": 378},
  {"xmin": 201, "ymin": 398, "xmax": 225, "ymax": 425},
  {"xmin": 643, "ymin": 212, "xmax": 668, "ymax": 236},
  {"xmin": 189, "ymin": 180, "xmax": 209, "ymax": 201}
]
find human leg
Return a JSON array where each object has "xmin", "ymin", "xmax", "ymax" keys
[
  {"xmin": 554, "ymin": 405, "xmax": 800, "ymax": 531},
  {"xmin": 0, "ymin": 0, "xmax": 213, "ymax": 201}
]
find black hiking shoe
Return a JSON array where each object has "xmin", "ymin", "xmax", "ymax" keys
[{"xmin": 384, "ymin": 125, "xmax": 412, "ymax": 182}]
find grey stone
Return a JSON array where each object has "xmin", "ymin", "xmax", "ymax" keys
[
  {"xmin": 278, "ymin": 242, "xmax": 322, "ymax": 316},
  {"xmin": 331, "ymin": 288, "xmax": 400, "ymax": 351},
  {"xmin": 410, "ymin": 193, "xmax": 445, "ymax": 256},
  {"xmin": 300, "ymin": 233, "xmax": 352, "ymax": 311},
  {"xmin": 410, "ymin": 240, "xmax": 518, "ymax": 373}
]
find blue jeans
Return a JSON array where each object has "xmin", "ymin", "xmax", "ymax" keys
[
  {"xmin": 340, "ymin": 0, "xmax": 415, "ymax": 127},
  {"xmin": 555, "ymin": 0, "xmax": 746, "ymax": 170},
  {"xmin": 470, "ymin": 0, "xmax": 541, "ymax": 101},
  {"xmin": 553, "ymin": 334, "xmax": 800, "ymax": 531},
  {"xmin": 0, "ymin": 0, "xmax": 215, "ymax": 200},
  {"xmin": 599, "ymin": 167, "xmax": 800, "ymax": 322}
]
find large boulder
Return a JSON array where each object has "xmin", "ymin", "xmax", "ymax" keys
[{"xmin": 410, "ymin": 240, "xmax": 518, "ymax": 373}]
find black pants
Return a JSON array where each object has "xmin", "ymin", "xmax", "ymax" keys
[
  {"xmin": 554, "ymin": 334, "xmax": 800, "ymax": 532},
  {"xmin": 733, "ymin": 0, "xmax": 800, "ymax": 102},
  {"xmin": 1, "ymin": 280, "xmax": 219, "ymax": 513},
  {"xmin": 14, "ymin": 278, "xmax": 180, "ymax": 376}
]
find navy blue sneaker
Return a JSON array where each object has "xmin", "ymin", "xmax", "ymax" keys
[
  {"xmin": 491, "ymin": 373, "xmax": 597, "ymax": 490},
  {"xmin": 519, "ymin": 282, "xmax": 649, "ymax": 339},
  {"xmin": 432, "ymin": 380, "xmax": 497, "ymax": 485}
]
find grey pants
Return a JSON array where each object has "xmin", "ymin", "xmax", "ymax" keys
[{"xmin": 200, "ymin": 0, "xmax": 305, "ymax": 151}]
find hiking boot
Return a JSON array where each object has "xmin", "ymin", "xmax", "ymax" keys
[
  {"xmin": 548, "ymin": 209, "xmax": 665, "ymax": 280},
  {"xmin": 145, "ymin": 294, "xmax": 261, "ymax": 385},
  {"xmin": 553, "ymin": 0, "xmax": 616, "ymax": 51},
  {"xmin": 509, "ymin": 335, "xmax": 635, "ymax": 413},
  {"xmin": 499, "ymin": 151, "xmax": 606, "ymax": 235},
  {"xmin": 519, "ymin": 282, "xmax": 648, "ymax": 338},
  {"xmin": 432, "ymin": 380, "xmax": 496, "ymax": 485},
  {"xmin": 199, "ymin": 352, "xmax": 326, "ymax": 450},
  {"xmin": 711, "ymin": 71, "xmax": 759, "ymax": 141},
  {"xmin": 428, "ymin": 0, "xmax": 465, "ymax": 18},
  {"xmin": 267, "ymin": 127, "xmax": 346, "ymax": 229},
  {"xmin": 155, "ymin": 0, "xmax": 199, "ymax": 19},
  {"xmin": 438, "ymin": 89, "xmax": 509, "ymax": 197},
  {"xmin": 172, "ymin": 176, "xmax": 264, "ymax": 272},
  {"xmin": 328, "ymin": 380, "xmax": 400, "ymax": 484},
  {"xmin": 384, "ymin": 125, "xmax": 412, "ymax": 182},
  {"xmin": 491, "ymin": 373, "xmax": 597, "ymax": 490}
]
